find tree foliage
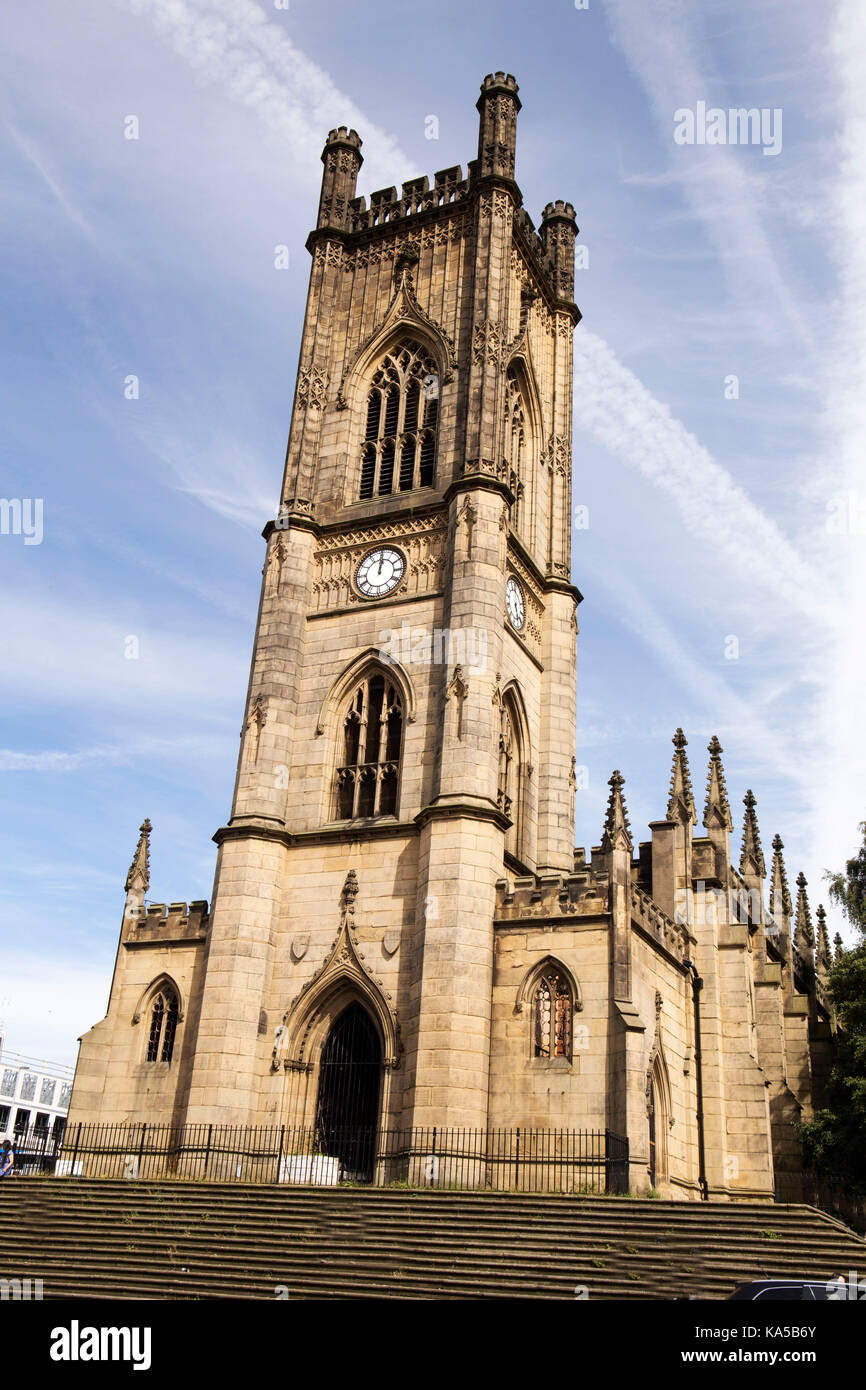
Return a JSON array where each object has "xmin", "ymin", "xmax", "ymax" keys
[
  {"xmin": 799, "ymin": 823, "xmax": 866, "ymax": 1184},
  {"xmin": 824, "ymin": 820, "xmax": 866, "ymax": 933}
]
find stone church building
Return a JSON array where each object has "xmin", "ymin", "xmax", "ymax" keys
[{"xmin": 69, "ymin": 74, "xmax": 834, "ymax": 1199}]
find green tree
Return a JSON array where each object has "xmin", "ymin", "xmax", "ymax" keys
[
  {"xmin": 799, "ymin": 822, "xmax": 866, "ymax": 1183},
  {"xmin": 824, "ymin": 820, "xmax": 866, "ymax": 932}
]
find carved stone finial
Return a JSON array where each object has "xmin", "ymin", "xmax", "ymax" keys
[
  {"xmin": 769, "ymin": 833, "xmax": 792, "ymax": 923},
  {"xmin": 794, "ymin": 871, "xmax": 815, "ymax": 959},
  {"xmin": 667, "ymin": 728, "xmax": 696, "ymax": 825},
  {"xmin": 703, "ymin": 735, "xmax": 733, "ymax": 831},
  {"xmin": 340, "ymin": 869, "xmax": 359, "ymax": 924},
  {"xmin": 833, "ymin": 931, "xmax": 844, "ymax": 964},
  {"xmin": 739, "ymin": 789, "xmax": 766, "ymax": 878},
  {"xmin": 125, "ymin": 819, "xmax": 151, "ymax": 895},
  {"xmin": 602, "ymin": 770, "xmax": 633, "ymax": 854},
  {"xmin": 815, "ymin": 904, "xmax": 832, "ymax": 972}
]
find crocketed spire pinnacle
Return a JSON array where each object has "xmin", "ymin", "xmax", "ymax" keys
[
  {"xmin": 667, "ymin": 728, "xmax": 696, "ymax": 825},
  {"xmin": 703, "ymin": 735, "xmax": 733, "ymax": 831},
  {"xmin": 815, "ymin": 904, "xmax": 832, "ymax": 972},
  {"xmin": 739, "ymin": 790, "xmax": 766, "ymax": 878},
  {"xmin": 794, "ymin": 871, "xmax": 815, "ymax": 959},
  {"xmin": 602, "ymin": 770, "xmax": 633, "ymax": 853},
  {"xmin": 125, "ymin": 818, "xmax": 151, "ymax": 895},
  {"xmin": 769, "ymin": 834, "xmax": 792, "ymax": 922}
]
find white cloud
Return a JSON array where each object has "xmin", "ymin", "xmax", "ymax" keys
[
  {"xmin": 602, "ymin": 0, "xmax": 817, "ymax": 352},
  {"xmin": 810, "ymin": 0, "xmax": 866, "ymax": 886},
  {"xmin": 0, "ymin": 748, "xmax": 127, "ymax": 773},
  {"xmin": 0, "ymin": 590, "xmax": 247, "ymax": 712},
  {"xmin": 0, "ymin": 732, "xmax": 235, "ymax": 774},
  {"xmin": 119, "ymin": 0, "xmax": 413, "ymax": 188},
  {"xmin": 573, "ymin": 329, "xmax": 832, "ymax": 625}
]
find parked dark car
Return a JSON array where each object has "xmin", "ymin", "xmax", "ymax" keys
[{"xmin": 729, "ymin": 1278, "xmax": 847, "ymax": 1300}]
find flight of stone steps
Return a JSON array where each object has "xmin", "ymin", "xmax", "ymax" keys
[{"xmin": 1, "ymin": 1181, "xmax": 864, "ymax": 1300}]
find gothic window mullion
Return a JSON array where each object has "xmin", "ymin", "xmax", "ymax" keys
[
  {"xmin": 531, "ymin": 968, "xmax": 573, "ymax": 1060},
  {"xmin": 355, "ymin": 693, "xmax": 370, "ymax": 817},
  {"xmin": 336, "ymin": 671, "xmax": 404, "ymax": 821},
  {"xmin": 146, "ymin": 997, "xmax": 164, "ymax": 1063},
  {"xmin": 373, "ymin": 703, "xmax": 388, "ymax": 816},
  {"xmin": 360, "ymin": 343, "xmax": 439, "ymax": 499}
]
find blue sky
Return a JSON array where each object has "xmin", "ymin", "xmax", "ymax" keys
[{"xmin": 2, "ymin": 0, "xmax": 864, "ymax": 1065}]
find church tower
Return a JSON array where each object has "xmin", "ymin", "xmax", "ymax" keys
[
  {"xmin": 177, "ymin": 73, "xmax": 582, "ymax": 1133},
  {"xmin": 67, "ymin": 76, "xmax": 831, "ymax": 1201}
]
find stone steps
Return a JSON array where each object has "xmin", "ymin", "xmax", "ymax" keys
[{"xmin": 1, "ymin": 1181, "xmax": 863, "ymax": 1300}]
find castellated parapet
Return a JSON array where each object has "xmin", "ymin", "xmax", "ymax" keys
[{"xmin": 123, "ymin": 900, "xmax": 209, "ymax": 948}]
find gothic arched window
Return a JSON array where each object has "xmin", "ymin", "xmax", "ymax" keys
[
  {"xmin": 336, "ymin": 671, "xmax": 403, "ymax": 819},
  {"xmin": 360, "ymin": 340, "xmax": 439, "ymax": 499},
  {"xmin": 497, "ymin": 689, "xmax": 526, "ymax": 862},
  {"xmin": 504, "ymin": 367, "xmax": 526, "ymax": 531},
  {"xmin": 533, "ymin": 967, "xmax": 572, "ymax": 1059},
  {"xmin": 145, "ymin": 987, "xmax": 179, "ymax": 1063}
]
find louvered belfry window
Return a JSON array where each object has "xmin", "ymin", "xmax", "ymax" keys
[
  {"xmin": 336, "ymin": 673, "xmax": 403, "ymax": 819},
  {"xmin": 533, "ymin": 969, "xmax": 572, "ymax": 1059},
  {"xmin": 360, "ymin": 341, "xmax": 439, "ymax": 499}
]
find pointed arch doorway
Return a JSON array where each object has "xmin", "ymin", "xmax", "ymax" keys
[{"xmin": 315, "ymin": 1002, "xmax": 383, "ymax": 1181}]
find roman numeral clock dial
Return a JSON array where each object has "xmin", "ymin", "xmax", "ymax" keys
[
  {"xmin": 506, "ymin": 575, "xmax": 526, "ymax": 631},
  {"xmin": 355, "ymin": 546, "xmax": 406, "ymax": 598}
]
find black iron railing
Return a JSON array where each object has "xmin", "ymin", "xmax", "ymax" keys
[{"xmin": 9, "ymin": 1122, "xmax": 630, "ymax": 1194}]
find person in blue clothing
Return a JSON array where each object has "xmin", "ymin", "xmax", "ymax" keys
[{"xmin": 0, "ymin": 1139, "xmax": 14, "ymax": 1177}]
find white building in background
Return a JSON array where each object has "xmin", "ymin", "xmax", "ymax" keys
[{"xmin": 0, "ymin": 1029, "xmax": 73, "ymax": 1141}]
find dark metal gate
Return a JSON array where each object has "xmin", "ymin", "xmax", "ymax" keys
[{"xmin": 315, "ymin": 1002, "xmax": 382, "ymax": 1180}]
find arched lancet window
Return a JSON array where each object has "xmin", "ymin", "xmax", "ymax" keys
[
  {"xmin": 533, "ymin": 966, "xmax": 572, "ymax": 1059},
  {"xmin": 145, "ymin": 986, "xmax": 179, "ymax": 1063},
  {"xmin": 497, "ymin": 690, "xmax": 526, "ymax": 861},
  {"xmin": 648, "ymin": 1072, "xmax": 657, "ymax": 1186},
  {"xmin": 647, "ymin": 1054, "xmax": 668, "ymax": 1186},
  {"xmin": 504, "ymin": 367, "xmax": 526, "ymax": 531},
  {"xmin": 336, "ymin": 671, "xmax": 403, "ymax": 819},
  {"xmin": 360, "ymin": 340, "xmax": 439, "ymax": 499}
]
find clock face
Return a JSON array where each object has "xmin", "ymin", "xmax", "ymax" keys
[
  {"xmin": 506, "ymin": 576, "xmax": 526, "ymax": 631},
  {"xmin": 356, "ymin": 547, "xmax": 406, "ymax": 599}
]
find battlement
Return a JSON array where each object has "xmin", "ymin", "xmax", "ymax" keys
[
  {"xmin": 341, "ymin": 172, "xmax": 568, "ymax": 305},
  {"xmin": 541, "ymin": 200, "xmax": 577, "ymax": 224},
  {"xmin": 348, "ymin": 165, "xmax": 471, "ymax": 229},
  {"xmin": 324, "ymin": 126, "xmax": 362, "ymax": 152},
  {"xmin": 479, "ymin": 70, "xmax": 520, "ymax": 96},
  {"xmin": 123, "ymin": 898, "xmax": 209, "ymax": 946},
  {"xmin": 630, "ymin": 883, "xmax": 694, "ymax": 963},
  {"xmin": 311, "ymin": 71, "xmax": 577, "ymax": 309},
  {"xmin": 495, "ymin": 868, "xmax": 609, "ymax": 922}
]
